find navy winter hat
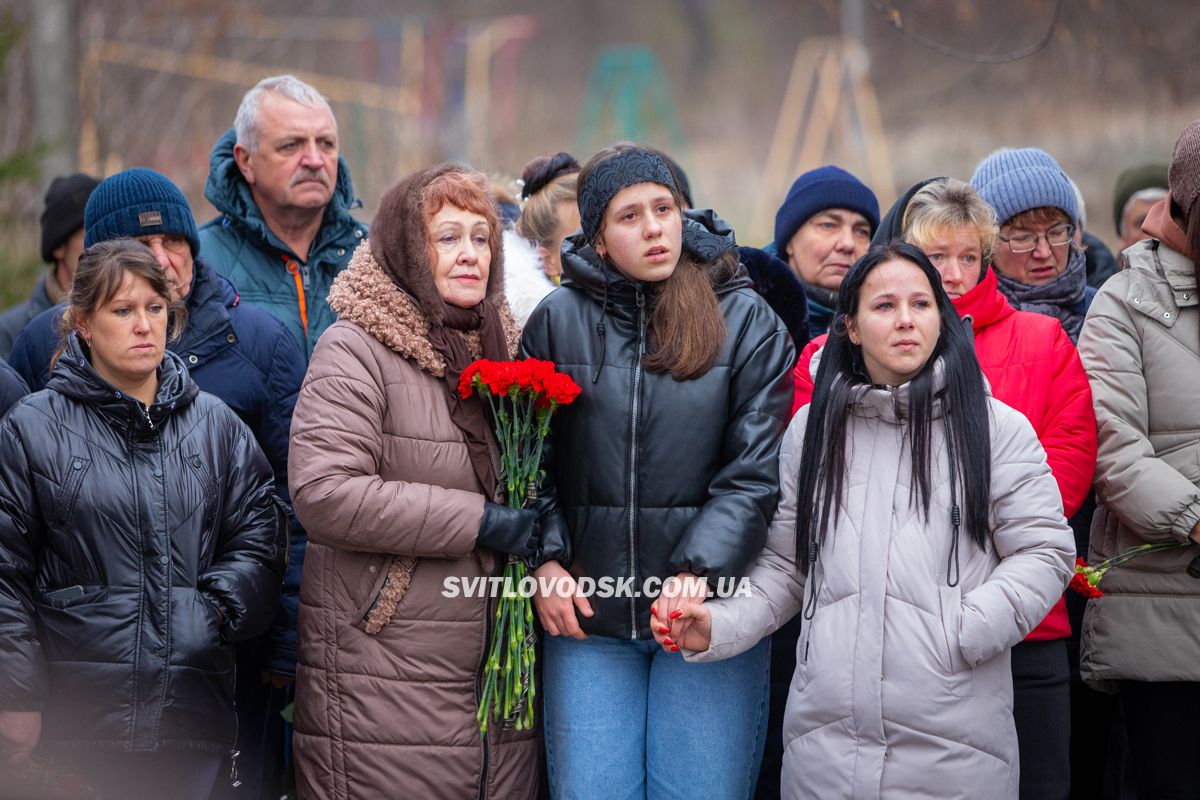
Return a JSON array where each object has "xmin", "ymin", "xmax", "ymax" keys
[
  {"xmin": 40, "ymin": 173, "xmax": 101, "ymax": 262},
  {"xmin": 84, "ymin": 167, "xmax": 200, "ymax": 255},
  {"xmin": 773, "ymin": 166, "xmax": 879, "ymax": 253},
  {"xmin": 969, "ymin": 147, "xmax": 1079, "ymax": 227}
]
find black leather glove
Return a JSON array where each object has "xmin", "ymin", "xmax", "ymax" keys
[{"xmin": 478, "ymin": 502, "xmax": 540, "ymax": 560}]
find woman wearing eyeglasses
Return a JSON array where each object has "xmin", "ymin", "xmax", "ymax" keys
[
  {"xmin": 969, "ymin": 148, "xmax": 1096, "ymax": 345},
  {"xmin": 967, "ymin": 149, "xmax": 1102, "ymax": 800}
]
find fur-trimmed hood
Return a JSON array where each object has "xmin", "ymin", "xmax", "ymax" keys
[
  {"xmin": 369, "ymin": 163, "xmax": 506, "ymax": 327},
  {"xmin": 328, "ymin": 240, "xmax": 520, "ymax": 376}
]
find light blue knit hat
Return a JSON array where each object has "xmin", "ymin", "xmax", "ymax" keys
[{"xmin": 969, "ymin": 147, "xmax": 1079, "ymax": 227}]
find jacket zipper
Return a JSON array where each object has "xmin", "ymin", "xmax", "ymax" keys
[{"xmin": 628, "ymin": 288, "xmax": 646, "ymax": 640}]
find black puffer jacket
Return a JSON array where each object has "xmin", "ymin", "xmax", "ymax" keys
[
  {"xmin": 0, "ymin": 334, "xmax": 286, "ymax": 754},
  {"xmin": 521, "ymin": 212, "xmax": 796, "ymax": 640}
]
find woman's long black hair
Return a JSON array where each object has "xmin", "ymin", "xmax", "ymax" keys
[{"xmin": 794, "ymin": 241, "xmax": 993, "ymax": 580}]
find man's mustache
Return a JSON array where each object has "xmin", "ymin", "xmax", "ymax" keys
[{"xmin": 291, "ymin": 169, "xmax": 330, "ymax": 187}]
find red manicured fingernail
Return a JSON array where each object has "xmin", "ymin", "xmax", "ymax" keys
[
  {"xmin": 663, "ymin": 638, "xmax": 674, "ymax": 647},
  {"xmin": 651, "ymin": 606, "xmax": 658, "ymax": 616},
  {"xmin": 657, "ymin": 626, "xmax": 669, "ymax": 635},
  {"xmin": 669, "ymin": 610, "xmax": 682, "ymax": 620},
  {"xmin": 670, "ymin": 646, "xmax": 680, "ymax": 652}
]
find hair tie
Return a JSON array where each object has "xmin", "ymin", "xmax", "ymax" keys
[{"xmin": 521, "ymin": 152, "xmax": 580, "ymax": 200}]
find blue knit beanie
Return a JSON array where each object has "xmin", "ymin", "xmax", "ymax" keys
[
  {"xmin": 969, "ymin": 148, "xmax": 1079, "ymax": 227},
  {"xmin": 773, "ymin": 166, "xmax": 880, "ymax": 252},
  {"xmin": 84, "ymin": 167, "xmax": 200, "ymax": 255}
]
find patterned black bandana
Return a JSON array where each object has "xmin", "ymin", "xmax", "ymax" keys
[{"xmin": 578, "ymin": 149, "xmax": 678, "ymax": 243}]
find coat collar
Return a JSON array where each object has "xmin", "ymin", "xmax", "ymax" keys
[
  {"xmin": 846, "ymin": 358, "xmax": 951, "ymax": 424},
  {"xmin": 952, "ymin": 268, "xmax": 1015, "ymax": 332},
  {"xmin": 1121, "ymin": 239, "xmax": 1197, "ymax": 328},
  {"xmin": 559, "ymin": 209, "xmax": 751, "ymax": 314},
  {"xmin": 326, "ymin": 241, "xmax": 520, "ymax": 377},
  {"xmin": 48, "ymin": 332, "xmax": 198, "ymax": 434}
]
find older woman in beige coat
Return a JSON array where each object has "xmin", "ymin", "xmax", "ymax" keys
[
  {"xmin": 1077, "ymin": 119, "xmax": 1200, "ymax": 798},
  {"xmin": 659, "ymin": 243, "xmax": 1073, "ymax": 799},
  {"xmin": 288, "ymin": 165, "xmax": 540, "ymax": 799}
]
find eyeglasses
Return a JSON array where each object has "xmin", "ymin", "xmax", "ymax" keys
[{"xmin": 997, "ymin": 223, "xmax": 1075, "ymax": 254}]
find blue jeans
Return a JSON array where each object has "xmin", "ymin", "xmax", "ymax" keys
[{"xmin": 543, "ymin": 634, "xmax": 770, "ymax": 800}]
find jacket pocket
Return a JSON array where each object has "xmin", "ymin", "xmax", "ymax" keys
[
  {"xmin": 39, "ymin": 584, "xmax": 105, "ymax": 609},
  {"xmin": 347, "ymin": 553, "xmax": 391, "ymax": 624},
  {"xmin": 937, "ymin": 585, "xmax": 974, "ymax": 698},
  {"xmin": 52, "ymin": 456, "xmax": 91, "ymax": 526},
  {"xmin": 355, "ymin": 556, "xmax": 419, "ymax": 634}
]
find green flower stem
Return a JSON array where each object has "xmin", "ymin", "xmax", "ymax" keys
[
  {"xmin": 1096, "ymin": 541, "xmax": 1189, "ymax": 573},
  {"xmin": 475, "ymin": 380, "xmax": 561, "ymax": 734}
]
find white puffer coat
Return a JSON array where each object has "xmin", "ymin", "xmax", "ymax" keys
[{"xmin": 689, "ymin": 372, "xmax": 1074, "ymax": 799}]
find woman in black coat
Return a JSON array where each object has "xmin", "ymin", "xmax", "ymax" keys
[
  {"xmin": 522, "ymin": 143, "xmax": 795, "ymax": 798},
  {"xmin": 0, "ymin": 239, "xmax": 286, "ymax": 798}
]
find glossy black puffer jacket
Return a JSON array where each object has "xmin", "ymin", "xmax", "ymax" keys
[
  {"xmin": 521, "ymin": 211, "xmax": 796, "ymax": 640},
  {"xmin": 0, "ymin": 334, "xmax": 287, "ymax": 755}
]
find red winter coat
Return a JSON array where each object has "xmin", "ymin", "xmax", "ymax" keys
[{"xmin": 792, "ymin": 268, "xmax": 1096, "ymax": 640}]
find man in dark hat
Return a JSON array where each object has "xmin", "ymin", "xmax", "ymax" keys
[
  {"xmin": 0, "ymin": 173, "xmax": 99, "ymax": 358},
  {"xmin": 1113, "ymin": 162, "xmax": 1169, "ymax": 254}
]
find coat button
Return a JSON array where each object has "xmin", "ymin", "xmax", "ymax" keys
[
  {"xmin": 368, "ymin": 564, "xmax": 377, "ymax": 573},
  {"xmin": 153, "ymin": 467, "xmax": 163, "ymax": 477},
  {"xmin": 1133, "ymin": 297, "xmax": 1141, "ymax": 304},
  {"xmin": 355, "ymin": 229, "xmax": 363, "ymax": 238},
  {"xmin": 188, "ymin": 355, "xmax": 199, "ymax": 364},
  {"xmin": 337, "ymin": 248, "xmax": 345, "ymax": 256},
  {"xmin": 72, "ymin": 459, "xmax": 83, "ymax": 470},
  {"xmin": 1165, "ymin": 312, "xmax": 1172, "ymax": 319},
  {"xmin": 160, "ymin": 555, "xmax": 170, "ymax": 566},
  {"xmin": 227, "ymin": 334, "xmax": 237, "ymax": 344}
]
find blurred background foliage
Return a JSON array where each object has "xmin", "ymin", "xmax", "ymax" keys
[{"xmin": 1, "ymin": 0, "xmax": 1197, "ymax": 308}]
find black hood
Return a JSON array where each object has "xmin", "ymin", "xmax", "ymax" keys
[
  {"xmin": 871, "ymin": 177, "xmax": 948, "ymax": 247},
  {"xmin": 559, "ymin": 207, "xmax": 750, "ymax": 310},
  {"xmin": 49, "ymin": 332, "xmax": 199, "ymax": 433}
]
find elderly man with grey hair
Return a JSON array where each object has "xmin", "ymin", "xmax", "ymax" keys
[{"xmin": 200, "ymin": 74, "xmax": 367, "ymax": 359}]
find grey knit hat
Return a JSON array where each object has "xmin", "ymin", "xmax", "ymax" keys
[
  {"xmin": 969, "ymin": 147, "xmax": 1079, "ymax": 227},
  {"xmin": 1169, "ymin": 119, "xmax": 1200, "ymax": 217}
]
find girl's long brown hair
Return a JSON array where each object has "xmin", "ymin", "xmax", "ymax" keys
[{"xmin": 582, "ymin": 143, "xmax": 728, "ymax": 381}]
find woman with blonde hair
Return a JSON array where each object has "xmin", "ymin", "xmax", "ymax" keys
[{"xmin": 504, "ymin": 153, "xmax": 581, "ymax": 326}]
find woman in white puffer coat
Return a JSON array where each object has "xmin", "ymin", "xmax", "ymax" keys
[{"xmin": 655, "ymin": 242, "xmax": 1074, "ymax": 799}]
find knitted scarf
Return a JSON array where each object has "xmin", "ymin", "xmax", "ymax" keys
[{"xmin": 994, "ymin": 247, "xmax": 1088, "ymax": 342}]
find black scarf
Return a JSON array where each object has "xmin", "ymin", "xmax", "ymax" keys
[{"xmin": 427, "ymin": 300, "xmax": 510, "ymax": 498}]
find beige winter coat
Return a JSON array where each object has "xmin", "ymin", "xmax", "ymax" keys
[
  {"xmin": 288, "ymin": 245, "xmax": 538, "ymax": 799},
  {"xmin": 688, "ymin": 373, "xmax": 1074, "ymax": 800},
  {"xmin": 1078, "ymin": 237, "xmax": 1200, "ymax": 685}
]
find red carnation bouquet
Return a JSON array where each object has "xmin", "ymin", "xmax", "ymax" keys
[
  {"xmin": 1070, "ymin": 541, "xmax": 1194, "ymax": 598},
  {"xmin": 458, "ymin": 358, "xmax": 581, "ymax": 733}
]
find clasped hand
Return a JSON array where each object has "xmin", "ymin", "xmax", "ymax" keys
[{"xmin": 650, "ymin": 572, "xmax": 713, "ymax": 654}]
